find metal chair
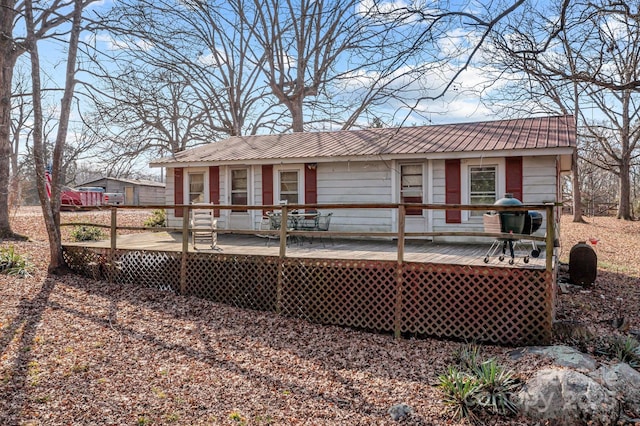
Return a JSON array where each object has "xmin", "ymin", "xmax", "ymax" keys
[
  {"xmin": 191, "ymin": 205, "xmax": 217, "ymax": 250},
  {"xmin": 315, "ymin": 212, "xmax": 333, "ymax": 247}
]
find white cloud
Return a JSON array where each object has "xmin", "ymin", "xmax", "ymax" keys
[{"xmin": 95, "ymin": 34, "xmax": 153, "ymax": 51}]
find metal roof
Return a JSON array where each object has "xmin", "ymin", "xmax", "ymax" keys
[{"xmin": 150, "ymin": 115, "xmax": 576, "ymax": 166}]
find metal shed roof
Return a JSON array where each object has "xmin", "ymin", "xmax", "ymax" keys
[{"xmin": 150, "ymin": 115, "xmax": 576, "ymax": 167}]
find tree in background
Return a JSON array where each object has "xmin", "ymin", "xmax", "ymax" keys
[{"xmin": 486, "ymin": 0, "xmax": 639, "ymax": 220}]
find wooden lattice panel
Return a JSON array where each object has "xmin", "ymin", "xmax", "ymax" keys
[
  {"xmin": 109, "ymin": 250, "xmax": 182, "ymax": 291},
  {"xmin": 281, "ymin": 258, "xmax": 397, "ymax": 332},
  {"xmin": 63, "ymin": 246, "xmax": 553, "ymax": 345},
  {"xmin": 401, "ymin": 263, "xmax": 553, "ymax": 345},
  {"xmin": 186, "ymin": 253, "xmax": 278, "ymax": 312}
]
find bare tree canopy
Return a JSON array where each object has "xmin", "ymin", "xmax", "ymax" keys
[{"xmin": 485, "ymin": 0, "xmax": 640, "ymax": 219}]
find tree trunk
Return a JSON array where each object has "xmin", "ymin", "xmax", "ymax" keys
[
  {"xmin": 571, "ymin": 142, "xmax": 585, "ymax": 222},
  {"xmin": 617, "ymin": 159, "xmax": 633, "ymax": 220},
  {"xmin": 0, "ymin": 0, "xmax": 19, "ymax": 237}
]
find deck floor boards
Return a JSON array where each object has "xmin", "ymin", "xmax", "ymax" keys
[{"xmin": 64, "ymin": 231, "xmax": 547, "ymax": 269}]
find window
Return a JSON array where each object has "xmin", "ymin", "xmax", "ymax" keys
[
  {"xmin": 469, "ymin": 166, "xmax": 497, "ymax": 216},
  {"xmin": 400, "ymin": 164, "xmax": 423, "ymax": 215},
  {"xmin": 231, "ymin": 168, "xmax": 248, "ymax": 212},
  {"xmin": 279, "ymin": 170, "xmax": 299, "ymax": 204},
  {"xmin": 189, "ymin": 173, "xmax": 204, "ymax": 203}
]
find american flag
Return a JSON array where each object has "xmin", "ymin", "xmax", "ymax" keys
[{"xmin": 45, "ymin": 164, "xmax": 52, "ymax": 199}]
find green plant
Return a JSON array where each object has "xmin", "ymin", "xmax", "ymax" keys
[
  {"xmin": 0, "ymin": 245, "xmax": 32, "ymax": 277},
  {"xmin": 473, "ymin": 359, "xmax": 519, "ymax": 415},
  {"xmin": 144, "ymin": 209, "xmax": 166, "ymax": 228},
  {"xmin": 454, "ymin": 343, "xmax": 482, "ymax": 371},
  {"xmin": 438, "ymin": 367, "xmax": 481, "ymax": 423},
  {"xmin": 439, "ymin": 349, "xmax": 522, "ymax": 423},
  {"xmin": 70, "ymin": 225, "xmax": 104, "ymax": 242},
  {"xmin": 608, "ymin": 336, "xmax": 640, "ymax": 368}
]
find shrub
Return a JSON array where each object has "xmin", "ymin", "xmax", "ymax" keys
[
  {"xmin": 438, "ymin": 367, "xmax": 481, "ymax": 423},
  {"xmin": 598, "ymin": 335, "xmax": 640, "ymax": 369},
  {"xmin": 0, "ymin": 245, "xmax": 32, "ymax": 277},
  {"xmin": 70, "ymin": 225, "xmax": 104, "ymax": 242},
  {"xmin": 144, "ymin": 209, "xmax": 166, "ymax": 228},
  {"xmin": 438, "ymin": 344, "xmax": 520, "ymax": 423},
  {"xmin": 473, "ymin": 359, "xmax": 520, "ymax": 415}
]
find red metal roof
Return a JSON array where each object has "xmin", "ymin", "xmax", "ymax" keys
[{"xmin": 151, "ymin": 115, "xmax": 576, "ymax": 165}]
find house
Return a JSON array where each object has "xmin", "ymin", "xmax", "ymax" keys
[
  {"xmin": 78, "ymin": 177, "xmax": 166, "ymax": 206},
  {"xmin": 150, "ymin": 115, "xmax": 576, "ymax": 240}
]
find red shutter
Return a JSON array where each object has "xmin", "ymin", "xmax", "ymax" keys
[
  {"xmin": 174, "ymin": 167, "xmax": 184, "ymax": 218},
  {"xmin": 505, "ymin": 156, "xmax": 523, "ymax": 201},
  {"xmin": 304, "ymin": 164, "xmax": 317, "ymax": 208},
  {"xmin": 262, "ymin": 165, "xmax": 273, "ymax": 215},
  {"xmin": 445, "ymin": 159, "xmax": 461, "ymax": 223},
  {"xmin": 209, "ymin": 166, "xmax": 220, "ymax": 217}
]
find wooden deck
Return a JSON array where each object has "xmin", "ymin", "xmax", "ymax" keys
[{"xmin": 64, "ymin": 231, "xmax": 548, "ymax": 269}]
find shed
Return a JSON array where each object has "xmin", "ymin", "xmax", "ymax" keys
[{"xmin": 78, "ymin": 177, "xmax": 165, "ymax": 206}]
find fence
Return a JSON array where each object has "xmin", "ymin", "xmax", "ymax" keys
[{"xmin": 61, "ymin": 202, "xmax": 557, "ymax": 345}]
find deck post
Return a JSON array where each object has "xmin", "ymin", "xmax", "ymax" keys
[
  {"xmin": 110, "ymin": 207, "xmax": 117, "ymax": 253},
  {"xmin": 394, "ymin": 204, "xmax": 406, "ymax": 339},
  {"xmin": 545, "ymin": 204, "xmax": 554, "ymax": 273},
  {"xmin": 276, "ymin": 206, "xmax": 288, "ymax": 315},
  {"xmin": 180, "ymin": 206, "xmax": 189, "ymax": 295}
]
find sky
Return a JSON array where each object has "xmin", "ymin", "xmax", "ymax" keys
[{"xmin": 23, "ymin": 0, "xmax": 531, "ymax": 178}]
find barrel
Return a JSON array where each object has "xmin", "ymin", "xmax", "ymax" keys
[{"xmin": 569, "ymin": 241, "xmax": 597, "ymax": 286}]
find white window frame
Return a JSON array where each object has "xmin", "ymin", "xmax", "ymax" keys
[
  {"xmin": 185, "ymin": 168, "xmax": 208, "ymax": 204},
  {"xmin": 399, "ymin": 163, "xmax": 425, "ymax": 217},
  {"xmin": 461, "ymin": 158, "xmax": 504, "ymax": 222},
  {"xmin": 229, "ymin": 167, "xmax": 250, "ymax": 214},
  {"xmin": 274, "ymin": 164, "xmax": 304, "ymax": 205}
]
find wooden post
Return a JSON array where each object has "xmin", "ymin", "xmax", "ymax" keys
[
  {"xmin": 110, "ymin": 207, "xmax": 117, "ymax": 254},
  {"xmin": 394, "ymin": 204, "xmax": 406, "ymax": 339},
  {"xmin": 276, "ymin": 206, "xmax": 288, "ymax": 315},
  {"xmin": 545, "ymin": 204, "xmax": 554, "ymax": 273},
  {"xmin": 180, "ymin": 206, "xmax": 189, "ymax": 295}
]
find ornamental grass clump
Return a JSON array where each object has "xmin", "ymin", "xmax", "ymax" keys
[
  {"xmin": 0, "ymin": 245, "xmax": 32, "ymax": 277},
  {"xmin": 70, "ymin": 225, "xmax": 104, "ymax": 242},
  {"xmin": 439, "ymin": 344, "xmax": 520, "ymax": 424},
  {"xmin": 599, "ymin": 335, "xmax": 640, "ymax": 369},
  {"xmin": 144, "ymin": 209, "xmax": 166, "ymax": 228}
]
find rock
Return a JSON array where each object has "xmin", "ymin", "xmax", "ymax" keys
[
  {"xmin": 517, "ymin": 367, "xmax": 620, "ymax": 425},
  {"xmin": 388, "ymin": 403, "xmax": 412, "ymax": 421},
  {"xmin": 521, "ymin": 345, "xmax": 598, "ymax": 372},
  {"xmin": 590, "ymin": 363, "xmax": 640, "ymax": 417}
]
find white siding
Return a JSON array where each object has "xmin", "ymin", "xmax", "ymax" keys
[
  {"xmin": 163, "ymin": 155, "xmax": 559, "ymax": 239},
  {"xmin": 523, "ymin": 156, "xmax": 557, "ymax": 203},
  {"xmin": 166, "ymin": 168, "xmax": 180, "ymax": 228},
  {"xmin": 317, "ymin": 161, "xmax": 393, "ymax": 232}
]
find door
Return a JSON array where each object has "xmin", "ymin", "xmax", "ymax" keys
[
  {"xmin": 399, "ymin": 163, "xmax": 427, "ymax": 236},
  {"xmin": 124, "ymin": 186, "xmax": 134, "ymax": 205}
]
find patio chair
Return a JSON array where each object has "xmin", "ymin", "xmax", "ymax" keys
[
  {"xmin": 265, "ymin": 212, "xmax": 293, "ymax": 247},
  {"xmin": 315, "ymin": 212, "xmax": 333, "ymax": 247},
  {"xmin": 191, "ymin": 205, "xmax": 217, "ymax": 250}
]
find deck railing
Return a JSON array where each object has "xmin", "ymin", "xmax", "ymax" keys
[
  {"xmin": 61, "ymin": 202, "xmax": 558, "ymax": 344},
  {"xmin": 62, "ymin": 202, "xmax": 557, "ymax": 271}
]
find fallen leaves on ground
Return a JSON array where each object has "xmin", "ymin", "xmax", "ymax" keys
[{"xmin": 0, "ymin": 207, "xmax": 637, "ymax": 425}]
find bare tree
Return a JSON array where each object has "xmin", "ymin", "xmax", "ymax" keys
[
  {"xmin": 0, "ymin": 0, "xmax": 98, "ymax": 237},
  {"xmin": 487, "ymin": 0, "xmax": 640, "ymax": 220},
  {"xmin": 27, "ymin": 0, "xmax": 94, "ymax": 272}
]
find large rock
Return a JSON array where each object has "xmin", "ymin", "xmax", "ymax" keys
[
  {"xmin": 517, "ymin": 367, "xmax": 620, "ymax": 425},
  {"xmin": 590, "ymin": 363, "xmax": 640, "ymax": 417},
  {"xmin": 512, "ymin": 345, "xmax": 598, "ymax": 372}
]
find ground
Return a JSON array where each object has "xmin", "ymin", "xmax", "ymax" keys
[{"xmin": 1, "ymin": 207, "xmax": 638, "ymax": 425}]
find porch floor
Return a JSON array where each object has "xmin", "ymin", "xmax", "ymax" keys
[{"xmin": 64, "ymin": 231, "xmax": 548, "ymax": 269}]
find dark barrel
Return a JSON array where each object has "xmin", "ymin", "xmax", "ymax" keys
[{"xmin": 569, "ymin": 241, "xmax": 597, "ymax": 286}]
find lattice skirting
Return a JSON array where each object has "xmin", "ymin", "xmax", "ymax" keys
[{"xmin": 63, "ymin": 246, "xmax": 554, "ymax": 345}]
